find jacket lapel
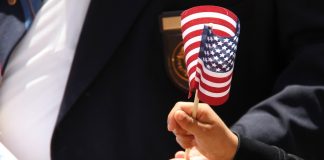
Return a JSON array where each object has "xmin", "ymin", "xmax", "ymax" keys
[{"xmin": 56, "ymin": 0, "xmax": 149, "ymax": 124}]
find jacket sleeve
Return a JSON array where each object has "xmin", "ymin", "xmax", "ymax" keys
[
  {"xmin": 231, "ymin": 85, "xmax": 324, "ymax": 159},
  {"xmin": 233, "ymin": 133, "xmax": 304, "ymax": 160},
  {"xmin": 231, "ymin": 0, "xmax": 324, "ymax": 159}
]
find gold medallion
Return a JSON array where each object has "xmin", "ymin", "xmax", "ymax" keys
[
  {"xmin": 168, "ymin": 41, "xmax": 188, "ymax": 91},
  {"xmin": 8, "ymin": 0, "xmax": 17, "ymax": 6},
  {"xmin": 160, "ymin": 11, "xmax": 189, "ymax": 92}
]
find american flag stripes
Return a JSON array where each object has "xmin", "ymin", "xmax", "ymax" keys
[{"xmin": 180, "ymin": 6, "xmax": 240, "ymax": 106}]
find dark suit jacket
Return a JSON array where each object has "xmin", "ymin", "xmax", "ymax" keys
[
  {"xmin": 1, "ymin": 0, "xmax": 324, "ymax": 159},
  {"xmin": 233, "ymin": 85, "xmax": 324, "ymax": 160},
  {"xmin": 230, "ymin": 0, "xmax": 324, "ymax": 159}
]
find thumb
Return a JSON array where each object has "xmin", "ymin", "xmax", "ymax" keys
[
  {"xmin": 181, "ymin": 103, "xmax": 217, "ymax": 125},
  {"xmin": 174, "ymin": 110, "xmax": 203, "ymax": 135}
]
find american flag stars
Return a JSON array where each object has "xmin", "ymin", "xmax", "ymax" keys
[{"xmin": 199, "ymin": 25, "xmax": 238, "ymax": 73}]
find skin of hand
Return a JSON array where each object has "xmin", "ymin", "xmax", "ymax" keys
[
  {"xmin": 170, "ymin": 147, "xmax": 208, "ymax": 160},
  {"xmin": 167, "ymin": 102, "xmax": 238, "ymax": 160}
]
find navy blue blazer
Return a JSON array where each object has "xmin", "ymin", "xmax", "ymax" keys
[{"xmin": 1, "ymin": 0, "xmax": 324, "ymax": 159}]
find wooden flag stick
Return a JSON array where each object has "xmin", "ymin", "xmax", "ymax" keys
[
  {"xmin": 192, "ymin": 90, "xmax": 199, "ymax": 119},
  {"xmin": 185, "ymin": 90, "xmax": 199, "ymax": 160}
]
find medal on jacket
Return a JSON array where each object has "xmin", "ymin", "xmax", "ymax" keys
[
  {"xmin": 8, "ymin": 0, "xmax": 17, "ymax": 5},
  {"xmin": 160, "ymin": 11, "xmax": 189, "ymax": 92}
]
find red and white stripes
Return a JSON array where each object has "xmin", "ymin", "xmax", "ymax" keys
[{"xmin": 180, "ymin": 5, "xmax": 239, "ymax": 106}]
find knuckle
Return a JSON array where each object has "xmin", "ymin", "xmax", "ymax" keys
[
  {"xmin": 175, "ymin": 101, "xmax": 184, "ymax": 107},
  {"xmin": 199, "ymin": 124, "xmax": 213, "ymax": 134}
]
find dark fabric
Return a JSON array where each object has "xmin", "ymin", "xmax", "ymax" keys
[
  {"xmin": 0, "ymin": 1, "xmax": 25, "ymax": 74},
  {"xmin": 232, "ymin": 85, "xmax": 324, "ymax": 159},
  {"xmin": 230, "ymin": 0, "xmax": 324, "ymax": 159},
  {"xmin": 234, "ymin": 135, "xmax": 304, "ymax": 160},
  {"xmin": 0, "ymin": 0, "xmax": 323, "ymax": 159}
]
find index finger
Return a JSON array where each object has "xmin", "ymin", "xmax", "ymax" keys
[{"xmin": 167, "ymin": 102, "xmax": 194, "ymax": 132}]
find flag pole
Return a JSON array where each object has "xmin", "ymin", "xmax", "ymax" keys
[
  {"xmin": 192, "ymin": 89, "xmax": 199, "ymax": 119},
  {"xmin": 185, "ymin": 90, "xmax": 199, "ymax": 160}
]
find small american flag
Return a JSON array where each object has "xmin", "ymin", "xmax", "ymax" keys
[
  {"xmin": 181, "ymin": 6, "xmax": 240, "ymax": 106},
  {"xmin": 196, "ymin": 25, "xmax": 239, "ymax": 105}
]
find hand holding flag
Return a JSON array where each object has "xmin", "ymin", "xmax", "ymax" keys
[{"xmin": 179, "ymin": 5, "xmax": 240, "ymax": 159}]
